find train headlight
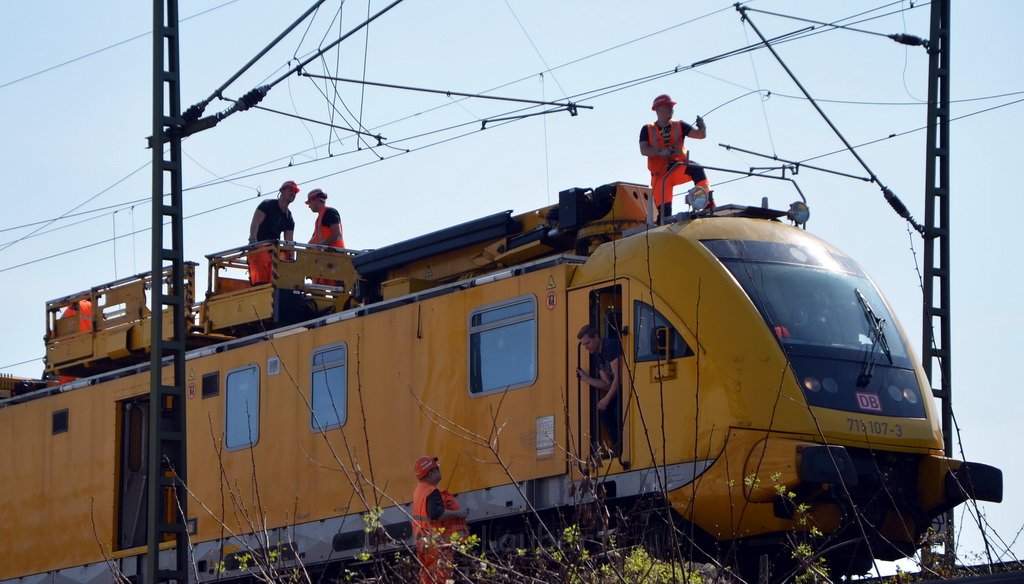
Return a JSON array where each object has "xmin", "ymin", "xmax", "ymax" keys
[
  {"xmin": 903, "ymin": 387, "xmax": 919, "ymax": 404},
  {"xmin": 822, "ymin": 377, "xmax": 839, "ymax": 393},
  {"xmin": 803, "ymin": 376, "xmax": 821, "ymax": 392},
  {"xmin": 788, "ymin": 201, "xmax": 810, "ymax": 225},
  {"xmin": 888, "ymin": 385, "xmax": 904, "ymax": 402},
  {"xmin": 685, "ymin": 186, "xmax": 709, "ymax": 211}
]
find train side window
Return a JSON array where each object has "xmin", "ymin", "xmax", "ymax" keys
[
  {"xmin": 469, "ymin": 296, "xmax": 537, "ymax": 395},
  {"xmin": 311, "ymin": 344, "xmax": 348, "ymax": 431},
  {"xmin": 225, "ymin": 365, "xmax": 260, "ymax": 450},
  {"xmin": 633, "ymin": 301, "xmax": 693, "ymax": 362},
  {"xmin": 52, "ymin": 408, "xmax": 69, "ymax": 435}
]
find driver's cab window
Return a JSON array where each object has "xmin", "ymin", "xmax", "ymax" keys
[{"xmin": 634, "ymin": 301, "xmax": 693, "ymax": 362}]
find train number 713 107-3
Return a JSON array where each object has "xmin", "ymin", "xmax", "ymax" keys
[{"xmin": 847, "ymin": 417, "xmax": 903, "ymax": 437}]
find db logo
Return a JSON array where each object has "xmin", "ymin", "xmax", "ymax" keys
[{"xmin": 855, "ymin": 392, "xmax": 882, "ymax": 413}]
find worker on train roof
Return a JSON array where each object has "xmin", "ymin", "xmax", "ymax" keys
[
  {"xmin": 305, "ymin": 187, "xmax": 345, "ymax": 286},
  {"xmin": 60, "ymin": 299, "xmax": 93, "ymax": 334},
  {"xmin": 305, "ymin": 188, "xmax": 345, "ymax": 249},
  {"xmin": 247, "ymin": 180, "xmax": 298, "ymax": 285},
  {"xmin": 640, "ymin": 93, "xmax": 712, "ymax": 220}
]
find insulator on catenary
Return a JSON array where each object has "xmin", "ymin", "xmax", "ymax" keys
[
  {"xmin": 888, "ymin": 33, "xmax": 928, "ymax": 47},
  {"xmin": 182, "ymin": 103, "xmax": 206, "ymax": 125},
  {"xmin": 237, "ymin": 86, "xmax": 269, "ymax": 111},
  {"xmin": 883, "ymin": 187, "xmax": 925, "ymax": 233}
]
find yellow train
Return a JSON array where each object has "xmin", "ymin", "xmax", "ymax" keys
[{"xmin": 0, "ymin": 182, "xmax": 1002, "ymax": 582}]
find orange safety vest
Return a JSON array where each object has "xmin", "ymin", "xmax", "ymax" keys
[
  {"xmin": 311, "ymin": 208, "xmax": 345, "ymax": 248},
  {"xmin": 645, "ymin": 121, "xmax": 689, "ymax": 175},
  {"xmin": 62, "ymin": 299, "xmax": 94, "ymax": 332},
  {"xmin": 412, "ymin": 482, "xmax": 468, "ymax": 546}
]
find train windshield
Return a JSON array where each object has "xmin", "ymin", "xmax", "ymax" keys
[{"xmin": 703, "ymin": 239, "xmax": 925, "ymax": 418}]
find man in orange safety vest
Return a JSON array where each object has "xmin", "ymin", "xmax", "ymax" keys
[
  {"xmin": 56, "ymin": 299, "xmax": 93, "ymax": 384},
  {"xmin": 411, "ymin": 455, "xmax": 469, "ymax": 584},
  {"xmin": 305, "ymin": 188, "xmax": 345, "ymax": 249},
  {"xmin": 61, "ymin": 299, "xmax": 94, "ymax": 333},
  {"xmin": 639, "ymin": 93, "xmax": 712, "ymax": 221},
  {"xmin": 305, "ymin": 187, "xmax": 345, "ymax": 286}
]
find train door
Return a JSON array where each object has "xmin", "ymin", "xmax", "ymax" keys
[
  {"xmin": 567, "ymin": 280, "xmax": 630, "ymax": 469},
  {"xmin": 117, "ymin": 398, "xmax": 148, "ymax": 550}
]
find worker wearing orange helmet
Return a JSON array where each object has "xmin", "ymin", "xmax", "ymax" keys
[
  {"xmin": 54, "ymin": 298, "xmax": 93, "ymax": 385},
  {"xmin": 640, "ymin": 94, "xmax": 711, "ymax": 221},
  {"xmin": 247, "ymin": 180, "xmax": 298, "ymax": 285},
  {"xmin": 305, "ymin": 188, "xmax": 345, "ymax": 250},
  {"xmin": 411, "ymin": 455, "xmax": 468, "ymax": 584},
  {"xmin": 305, "ymin": 187, "xmax": 345, "ymax": 286}
]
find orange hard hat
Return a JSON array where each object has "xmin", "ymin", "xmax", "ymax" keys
[
  {"xmin": 305, "ymin": 188, "xmax": 327, "ymax": 205},
  {"xmin": 280, "ymin": 180, "xmax": 300, "ymax": 194},
  {"xmin": 651, "ymin": 94, "xmax": 676, "ymax": 110},
  {"xmin": 413, "ymin": 455, "xmax": 439, "ymax": 479}
]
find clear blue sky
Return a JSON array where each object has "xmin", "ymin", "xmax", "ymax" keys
[{"xmin": 1, "ymin": 0, "xmax": 1020, "ymax": 571}]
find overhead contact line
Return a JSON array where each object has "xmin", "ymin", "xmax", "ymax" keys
[
  {"xmin": 162, "ymin": 0, "xmax": 409, "ymax": 143},
  {"xmin": 741, "ymin": 5, "xmax": 928, "ymax": 47},
  {"xmin": 737, "ymin": 5, "xmax": 925, "ymax": 234},
  {"xmin": 302, "ymin": 73, "xmax": 592, "ymax": 122}
]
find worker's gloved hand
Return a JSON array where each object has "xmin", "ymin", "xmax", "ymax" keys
[{"xmin": 695, "ymin": 116, "xmax": 705, "ymax": 130}]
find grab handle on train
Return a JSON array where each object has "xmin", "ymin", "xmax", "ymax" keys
[{"xmin": 655, "ymin": 326, "xmax": 671, "ymax": 361}]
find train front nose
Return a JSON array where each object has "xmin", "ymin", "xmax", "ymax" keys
[
  {"xmin": 917, "ymin": 456, "xmax": 1003, "ymax": 515},
  {"xmin": 788, "ymin": 446, "xmax": 1003, "ymax": 560}
]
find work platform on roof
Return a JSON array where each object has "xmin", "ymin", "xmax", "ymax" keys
[{"xmin": 42, "ymin": 182, "xmax": 656, "ymax": 378}]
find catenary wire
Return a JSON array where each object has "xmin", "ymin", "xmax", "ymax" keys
[
  {"xmin": 2, "ymin": 0, "xmax": 915, "ymax": 245},
  {"xmin": 743, "ymin": 5, "xmax": 912, "ymax": 40},
  {"xmin": 12, "ymin": 82, "xmax": 1022, "ymax": 249},
  {"xmin": 10, "ymin": 87, "xmax": 1016, "ymax": 276},
  {"xmin": 188, "ymin": 1, "xmax": 330, "ymax": 120},
  {"xmin": 0, "ymin": 2, "xmax": 966, "ymax": 260},
  {"xmin": 204, "ymin": 0, "xmax": 407, "ymax": 130},
  {"xmin": 307, "ymin": 3, "xmax": 361, "ymax": 155},
  {"xmin": 742, "ymin": 20, "xmax": 778, "ymax": 156},
  {"xmin": 502, "ymin": 0, "xmax": 569, "ymax": 101},
  {"xmin": 358, "ymin": 0, "xmax": 372, "ymax": 145},
  {"xmin": 8, "ymin": 20, "xmax": 1018, "ymax": 247},
  {"xmin": 0, "ymin": 106, "xmax": 544, "ymax": 276},
  {"xmin": 900, "ymin": 0, "xmax": 926, "ymax": 102},
  {"xmin": 0, "ymin": 0, "xmax": 917, "ymax": 244},
  {"xmin": 111, "ymin": 212, "xmax": 117, "ymax": 280},
  {"xmin": 0, "ymin": 159, "xmax": 152, "ymax": 254},
  {"xmin": 347, "ymin": 4, "xmax": 734, "ymax": 135},
  {"xmin": 0, "ymin": 0, "xmax": 244, "ymax": 91},
  {"xmin": 0, "ymin": 198, "xmax": 151, "ymax": 234},
  {"xmin": 0, "ymin": 355, "xmax": 46, "ymax": 371},
  {"xmin": 739, "ymin": 5, "xmax": 922, "ymax": 231}
]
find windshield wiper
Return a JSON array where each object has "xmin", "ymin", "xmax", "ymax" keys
[{"xmin": 855, "ymin": 288, "xmax": 892, "ymax": 387}]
